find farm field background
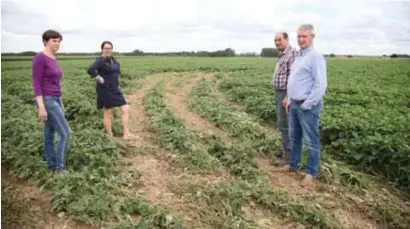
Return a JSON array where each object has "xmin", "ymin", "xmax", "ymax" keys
[{"xmin": 1, "ymin": 56, "xmax": 410, "ymax": 229}]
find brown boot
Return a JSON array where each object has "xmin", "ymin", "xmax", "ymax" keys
[{"xmin": 273, "ymin": 165, "xmax": 297, "ymax": 173}]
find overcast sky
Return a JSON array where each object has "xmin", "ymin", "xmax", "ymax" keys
[{"xmin": 1, "ymin": 0, "xmax": 409, "ymax": 55}]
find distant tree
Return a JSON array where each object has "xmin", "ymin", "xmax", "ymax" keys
[
  {"xmin": 197, "ymin": 51, "xmax": 210, "ymax": 57},
  {"xmin": 391, "ymin": 54, "xmax": 398, "ymax": 58},
  {"xmin": 239, "ymin": 52, "xmax": 258, "ymax": 57},
  {"xmin": 132, "ymin": 49, "xmax": 144, "ymax": 55},
  {"xmin": 208, "ymin": 48, "xmax": 236, "ymax": 57},
  {"xmin": 260, "ymin": 48, "xmax": 279, "ymax": 57},
  {"xmin": 347, "ymin": 55, "xmax": 353, "ymax": 58},
  {"xmin": 222, "ymin": 48, "xmax": 236, "ymax": 57},
  {"xmin": 395, "ymin": 54, "xmax": 410, "ymax": 58},
  {"xmin": 329, "ymin": 53, "xmax": 336, "ymax": 58}
]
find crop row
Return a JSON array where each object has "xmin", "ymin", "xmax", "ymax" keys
[
  {"xmin": 143, "ymin": 82, "xmax": 345, "ymax": 228},
  {"xmin": 191, "ymin": 76, "xmax": 410, "ymax": 229},
  {"xmin": 1, "ymin": 64, "xmax": 181, "ymax": 228},
  {"xmin": 219, "ymin": 59, "xmax": 410, "ymax": 188}
]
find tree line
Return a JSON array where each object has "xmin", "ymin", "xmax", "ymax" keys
[{"xmin": 1, "ymin": 48, "xmax": 408, "ymax": 58}]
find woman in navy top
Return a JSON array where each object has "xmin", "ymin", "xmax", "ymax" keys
[{"xmin": 87, "ymin": 41, "xmax": 137, "ymax": 140}]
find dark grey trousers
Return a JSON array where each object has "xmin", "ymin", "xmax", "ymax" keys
[{"xmin": 274, "ymin": 89, "xmax": 291, "ymax": 162}]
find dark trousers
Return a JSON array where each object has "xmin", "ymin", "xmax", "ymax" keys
[{"xmin": 274, "ymin": 89, "xmax": 290, "ymax": 162}]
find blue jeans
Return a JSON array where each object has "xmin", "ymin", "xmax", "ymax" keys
[
  {"xmin": 43, "ymin": 96, "xmax": 71, "ymax": 171},
  {"xmin": 289, "ymin": 100, "xmax": 322, "ymax": 176}
]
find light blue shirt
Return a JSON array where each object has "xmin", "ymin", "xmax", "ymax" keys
[{"xmin": 287, "ymin": 45, "xmax": 327, "ymax": 109}]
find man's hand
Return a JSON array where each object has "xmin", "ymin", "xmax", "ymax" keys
[
  {"xmin": 39, "ymin": 107, "xmax": 47, "ymax": 122},
  {"xmin": 283, "ymin": 100, "xmax": 290, "ymax": 113},
  {"xmin": 282, "ymin": 96, "xmax": 288, "ymax": 107},
  {"xmin": 282, "ymin": 96, "xmax": 290, "ymax": 113},
  {"xmin": 301, "ymin": 102, "xmax": 310, "ymax": 110}
]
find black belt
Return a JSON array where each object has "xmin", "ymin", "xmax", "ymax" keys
[{"xmin": 292, "ymin": 99, "xmax": 305, "ymax": 104}]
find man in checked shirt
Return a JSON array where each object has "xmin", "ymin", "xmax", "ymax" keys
[{"xmin": 271, "ymin": 32, "xmax": 296, "ymax": 166}]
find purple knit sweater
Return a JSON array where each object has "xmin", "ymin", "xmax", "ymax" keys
[{"xmin": 31, "ymin": 52, "xmax": 63, "ymax": 96}]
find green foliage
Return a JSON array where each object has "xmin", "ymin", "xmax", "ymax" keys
[
  {"xmin": 143, "ymin": 83, "xmax": 344, "ymax": 229},
  {"xmin": 117, "ymin": 196, "xmax": 183, "ymax": 229},
  {"xmin": 219, "ymin": 59, "xmax": 410, "ymax": 188},
  {"xmin": 189, "ymin": 78, "xmax": 281, "ymax": 155},
  {"xmin": 143, "ymin": 87, "xmax": 223, "ymax": 172},
  {"xmin": 193, "ymin": 179, "xmax": 344, "ymax": 229},
  {"xmin": 260, "ymin": 48, "xmax": 279, "ymax": 57},
  {"xmin": 0, "ymin": 59, "xmax": 182, "ymax": 227},
  {"xmin": 3, "ymin": 56, "xmax": 410, "ymax": 229}
]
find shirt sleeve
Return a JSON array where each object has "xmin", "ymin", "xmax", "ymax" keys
[
  {"xmin": 31, "ymin": 54, "xmax": 45, "ymax": 96},
  {"xmin": 286, "ymin": 50, "xmax": 296, "ymax": 81},
  {"xmin": 303, "ymin": 53, "xmax": 327, "ymax": 109},
  {"xmin": 87, "ymin": 58, "xmax": 103, "ymax": 77}
]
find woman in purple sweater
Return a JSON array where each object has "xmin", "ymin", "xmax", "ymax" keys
[{"xmin": 31, "ymin": 30, "xmax": 71, "ymax": 174}]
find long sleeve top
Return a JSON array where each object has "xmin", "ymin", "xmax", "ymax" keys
[
  {"xmin": 287, "ymin": 45, "xmax": 327, "ymax": 109},
  {"xmin": 31, "ymin": 52, "xmax": 63, "ymax": 96},
  {"xmin": 87, "ymin": 56, "xmax": 121, "ymax": 88}
]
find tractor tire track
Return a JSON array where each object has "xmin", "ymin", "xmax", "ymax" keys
[
  {"xmin": 119, "ymin": 72, "xmax": 215, "ymax": 229},
  {"xmin": 162, "ymin": 72, "xmax": 294, "ymax": 229}
]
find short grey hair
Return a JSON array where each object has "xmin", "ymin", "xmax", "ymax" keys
[{"xmin": 298, "ymin": 24, "xmax": 315, "ymax": 37}]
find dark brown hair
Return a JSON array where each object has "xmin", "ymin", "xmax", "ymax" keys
[
  {"xmin": 42, "ymin": 30, "xmax": 62, "ymax": 46},
  {"xmin": 100, "ymin": 40, "xmax": 118, "ymax": 64},
  {"xmin": 101, "ymin": 41, "xmax": 113, "ymax": 50}
]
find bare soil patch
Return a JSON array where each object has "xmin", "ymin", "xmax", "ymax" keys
[
  {"xmin": 117, "ymin": 72, "xmax": 222, "ymax": 228},
  {"xmin": 162, "ymin": 72, "xmax": 293, "ymax": 227},
  {"xmin": 163, "ymin": 72, "xmax": 231, "ymax": 144}
]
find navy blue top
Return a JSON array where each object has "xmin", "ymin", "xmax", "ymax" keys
[{"xmin": 87, "ymin": 56, "xmax": 121, "ymax": 89}]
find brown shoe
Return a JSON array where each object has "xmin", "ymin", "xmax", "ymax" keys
[
  {"xmin": 273, "ymin": 165, "xmax": 297, "ymax": 173},
  {"xmin": 301, "ymin": 174, "xmax": 316, "ymax": 188}
]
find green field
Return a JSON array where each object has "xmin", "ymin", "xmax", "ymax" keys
[{"xmin": 2, "ymin": 57, "xmax": 410, "ymax": 229}]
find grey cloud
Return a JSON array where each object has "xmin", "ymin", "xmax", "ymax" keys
[
  {"xmin": 85, "ymin": 22, "xmax": 274, "ymax": 40},
  {"xmin": 57, "ymin": 29, "xmax": 84, "ymax": 35},
  {"xmin": 209, "ymin": 22, "xmax": 274, "ymax": 34},
  {"xmin": 2, "ymin": 0, "xmax": 408, "ymax": 55},
  {"xmin": 1, "ymin": 1, "xmax": 50, "ymax": 35},
  {"xmin": 1, "ymin": 1, "xmax": 84, "ymax": 37}
]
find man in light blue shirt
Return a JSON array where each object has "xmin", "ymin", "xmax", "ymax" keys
[{"xmin": 276, "ymin": 24, "xmax": 327, "ymax": 188}]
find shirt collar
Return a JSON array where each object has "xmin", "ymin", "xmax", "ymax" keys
[
  {"xmin": 297, "ymin": 45, "xmax": 313, "ymax": 56},
  {"xmin": 279, "ymin": 45, "xmax": 291, "ymax": 56}
]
